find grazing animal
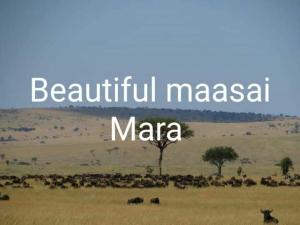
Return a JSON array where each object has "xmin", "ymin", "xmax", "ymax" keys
[
  {"xmin": 260, "ymin": 209, "xmax": 279, "ymax": 224},
  {"xmin": 174, "ymin": 182, "xmax": 186, "ymax": 189},
  {"xmin": 150, "ymin": 197, "xmax": 160, "ymax": 204},
  {"xmin": 127, "ymin": 197, "xmax": 144, "ymax": 204},
  {"xmin": 0, "ymin": 193, "xmax": 9, "ymax": 201}
]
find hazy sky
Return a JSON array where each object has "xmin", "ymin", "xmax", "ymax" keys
[{"xmin": 0, "ymin": 0, "xmax": 299, "ymax": 115}]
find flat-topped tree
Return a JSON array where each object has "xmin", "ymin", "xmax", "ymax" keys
[
  {"xmin": 202, "ymin": 146, "xmax": 238, "ymax": 176},
  {"xmin": 137, "ymin": 117, "xmax": 193, "ymax": 176}
]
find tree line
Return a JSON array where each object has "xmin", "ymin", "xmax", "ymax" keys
[{"xmin": 64, "ymin": 106, "xmax": 280, "ymax": 122}]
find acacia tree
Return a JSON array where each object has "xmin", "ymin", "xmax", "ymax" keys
[
  {"xmin": 202, "ymin": 146, "xmax": 238, "ymax": 176},
  {"xmin": 278, "ymin": 157, "xmax": 293, "ymax": 175},
  {"xmin": 136, "ymin": 118, "xmax": 193, "ymax": 176}
]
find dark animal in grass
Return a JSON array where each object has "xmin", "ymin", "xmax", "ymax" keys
[
  {"xmin": 174, "ymin": 182, "xmax": 186, "ymax": 189},
  {"xmin": 127, "ymin": 197, "xmax": 144, "ymax": 204},
  {"xmin": 260, "ymin": 209, "xmax": 279, "ymax": 224},
  {"xmin": 0, "ymin": 193, "xmax": 10, "ymax": 200},
  {"xmin": 150, "ymin": 197, "xmax": 160, "ymax": 204},
  {"xmin": 243, "ymin": 178, "xmax": 257, "ymax": 187}
]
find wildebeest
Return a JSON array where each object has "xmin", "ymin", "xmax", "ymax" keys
[
  {"xmin": 261, "ymin": 177, "xmax": 278, "ymax": 187},
  {"xmin": 150, "ymin": 197, "xmax": 160, "ymax": 204},
  {"xmin": 0, "ymin": 173, "xmax": 297, "ymax": 190},
  {"xmin": 260, "ymin": 209, "xmax": 279, "ymax": 224},
  {"xmin": 0, "ymin": 193, "xmax": 10, "ymax": 201},
  {"xmin": 174, "ymin": 182, "xmax": 186, "ymax": 189},
  {"xmin": 243, "ymin": 178, "xmax": 257, "ymax": 187},
  {"xmin": 127, "ymin": 197, "xmax": 144, "ymax": 204}
]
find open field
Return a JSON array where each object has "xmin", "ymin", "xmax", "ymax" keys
[
  {"xmin": 0, "ymin": 108, "xmax": 300, "ymax": 176},
  {"xmin": 1, "ymin": 185, "xmax": 300, "ymax": 225},
  {"xmin": 0, "ymin": 108, "xmax": 300, "ymax": 225}
]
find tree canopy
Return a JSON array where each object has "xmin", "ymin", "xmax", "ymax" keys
[
  {"xmin": 137, "ymin": 117, "xmax": 193, "ymax": 149},
  {"xmin": 278, "ymin": 157, "xmax": 293, "ymax": 175},
  {"xmin": 202, "ymin": 146, "xmax": 239, "ymax": 175},
  {"xmin": 136, "ymin": 117, "xmax": 193, "ymax": 175}
]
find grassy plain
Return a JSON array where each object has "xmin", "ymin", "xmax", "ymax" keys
[
  {"xmin": 0, "ymin": 108, "xmax": 299, "ymax": 176},
  {"xmin": 0, "ymin": 108, "xmax": 300, "ymax": 225},
  {"xmin": 1, "ymin": 185, "xmax": 300, "ymax": 225}
]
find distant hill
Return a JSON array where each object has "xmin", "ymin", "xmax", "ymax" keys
[{"xmin": 62, "ymin": 106, "xmax": 282, "ymax": 122}]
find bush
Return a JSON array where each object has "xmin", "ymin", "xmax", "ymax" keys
[
  {"xmin": 278, "ymin": 157, "xmax": 293, "ymax": 175},
  {"xmin": 145, "ymin": 166, "xmax": 154, "ymax": 175}
]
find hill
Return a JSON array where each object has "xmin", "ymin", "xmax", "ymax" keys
[{"xmin": 63, "ymin": 106, "xmax": 281, "ymax": 122}]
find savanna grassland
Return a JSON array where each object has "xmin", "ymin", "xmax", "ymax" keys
[
  {"xmin": 1, "ymin": 185, "xmax": 300, "ymax": 225},
  {"xmin": 0, "ymin": 108, "xmax": 300, "ymax": 225}
]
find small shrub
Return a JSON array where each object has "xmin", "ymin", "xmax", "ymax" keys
[
  {"xmin": 145, "ymin": 166, "xmax": 154, "ymax": 175},
  {"xmin": 237, "ymin": 166, "xmax": 243, "ymax": 176}
]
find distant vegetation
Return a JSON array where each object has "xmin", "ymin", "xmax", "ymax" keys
[
  {"xmin": 292, "ymin": 122, "xmax": 300, "ymax": 133},
  {"xmin": 63, "ymin": 106, "xmax": 282, "ymax": 122},
  {"xmin": 1, "ymin": 127, "xmax": 35, "ymax": 132},
  {"xmin": 0, "ymin": 135, "xmax": 16, "ymax": 142}
]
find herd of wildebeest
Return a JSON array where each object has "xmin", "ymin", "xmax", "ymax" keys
[
  {"xmin": 2, "ymin": 172, "xmax": 300, "ymax": 189},
  {"xmin": 1, "ymin": 172, "xmax": 300, "ymax": 191},
  {"xmin": 1, "ymin": 173, "xmax": 300, "ymax": 224}
]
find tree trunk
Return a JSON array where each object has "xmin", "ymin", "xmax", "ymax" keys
[
  {"xmin": 158, "ymin": 149, "xmax": 164, "ymax": 176},
  {"xmin": 218, "ymin": 165, "xmax": 222, "ymax": 176}
]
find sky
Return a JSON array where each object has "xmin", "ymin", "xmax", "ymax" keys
[{"xmin": 0, "ymin": 0, "xmax": 299, "ymax": 115}]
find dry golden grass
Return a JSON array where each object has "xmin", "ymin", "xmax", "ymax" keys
[
  {"xmin": 0, "ymin": 108, "xmax": 299, "ymax": 176},
  {"xmin": 0, "ymin": 109, "xmax": 300, "ymax": 225},
  {"xmin": 1, "ymin": 185, "xmax": 300, "ymax": 225}
]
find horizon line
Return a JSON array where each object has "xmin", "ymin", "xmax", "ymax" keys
[{"xmin": 0, "ymin": 105, "xmax": 297, "ymax": 118}]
